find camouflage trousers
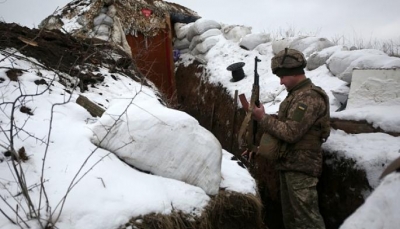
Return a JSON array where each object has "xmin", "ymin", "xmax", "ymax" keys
[{"xmin": 280, "ymin": 171, "xmax": 325, "ymax": 229}]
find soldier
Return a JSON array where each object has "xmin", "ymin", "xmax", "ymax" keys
[{"xmin": 251, "ymin": 48, "xmax": 330, "ymax": 229}]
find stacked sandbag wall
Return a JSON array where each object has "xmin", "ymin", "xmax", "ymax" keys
[
  {"xmin": 173, "ymin": 20, "xmax": 272, "ymax": 63},
  {"xmin": 271, "ymin": 36, "xmax": 400, "ymax": 104},
  {"xmin": 173, "ymin": 19, "xmax": 223, "ymax": 63}
]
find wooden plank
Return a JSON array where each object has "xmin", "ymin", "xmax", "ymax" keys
[
  {"xmin": 331, "ymin": 117, "xmax": 400, "ymax": 136},
  {"xmin": 76, "ymin": 95, "xmax": 105, "ymax": 117}
]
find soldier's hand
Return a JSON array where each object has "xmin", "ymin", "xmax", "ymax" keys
[
  {"xmin": 241, "ymin": 149, "xmax": 256, "ymax": 162},
  {"xmin": 252, "ymin": 103, "xmax": 265, "ymax": 121}
]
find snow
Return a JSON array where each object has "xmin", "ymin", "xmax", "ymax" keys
[
  {"xmin": 90, "ymin": 89, "xmax": 223, "ymax": 195},
  {"xmin": 340, "ymin": 173, "xmax": 400, "ymax": 229},
  {"xmin": 0, "ymin": 49, "xmax": 254, "ymax": 229},
  {"xmin": 1, "ymin": 1, "xmax": 400, "ymax": 229},
  {"xmin": 173, "ymin": 18, "xmax": 400, "ymax": 229},
  {"xmin": 322, "ymin": 129, "xmax": 400, "ymax": 189},
  {"xmin": 327, "ymin": 49, "xmax": 400, "ymax": 83}
]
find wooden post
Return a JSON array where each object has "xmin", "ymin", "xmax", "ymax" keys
[
  {"xmin": 210, "ymin": 103, "xmax": 215, "ymax": 131},
  {"xmin": 76, "ymin": 95, "xmax": 105, "ymax": 117},
  {"xmin": 230, "ymin": 90, "xmax": 238, "ymax": 152},
  {"xmin": 164, "ymin": 13, "xmax": 176, "ymax": 101}
]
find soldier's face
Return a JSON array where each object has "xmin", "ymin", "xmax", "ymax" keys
[{"xmin": 279, "ymin": 75, "xmax": 297, "ymax": 90}]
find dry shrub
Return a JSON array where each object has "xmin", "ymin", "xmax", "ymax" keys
[
  {"xmin": 203, "ymin": 190, "xmax": 264, "ymax": 229},
  {"xmin": 120, "ymin": 190, "xmax": 265, "ymax": 229}
]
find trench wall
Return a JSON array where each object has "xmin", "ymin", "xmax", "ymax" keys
[{"xmin": 175, "ymin": 61, "xmax": 371, "ymax": 229}]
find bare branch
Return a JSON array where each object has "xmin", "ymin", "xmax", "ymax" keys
[
  {"xmin": 0, "ymin": 208, "xmax": 16, "ymax": 225},
  {"xmin": 51, "ymin": 86, "xmax": 144, "ymax": 224},
  {"xmin": 0, "ymin": 195, "xmax": 30, "ymax": 228}
]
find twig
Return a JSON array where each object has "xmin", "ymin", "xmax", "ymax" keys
[
  {"xmin": 38, "ymin": 64, "xmax": 78, "ymax": 222},
  {"xmin": 0, "ymin": 208, "xmax": 16, "ymax": 225},
  {"xmin": 0, "ymin": 195, "xmax": 30, "ymax": 228},
  {"xmin": 97, "ymin": 177, "xmax": 106, "ymax": 188},
  {"xmin": 51, "ymin": 86, "xmax": 144, "ymax": 224}
]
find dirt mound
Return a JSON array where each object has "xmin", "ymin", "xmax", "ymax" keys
[
  {"xmin": 175, "ymin": 60, "xmax": 376, "ymax": 229},
  {"xmin": 0, "ymin": 22, "xmax": 144, "ymax": 91},
  {"xmin": 0, "ymin": 22, "xmax": 266, "ymax": 229}
]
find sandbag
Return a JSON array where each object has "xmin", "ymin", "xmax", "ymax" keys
[
  {"xmin": 326, "ymin": 49, "xmax": 400, "ymax": 83},
  {"xmin": 90, "ymin": 95, "xmax": 222, "ymax": 195},
  {"xmin": 306, "ymin": 45, "xmax": 347, "ymax": 71},
  {"xmin": 93, "ymin": 24, "xmax": 111, "ymax": 36},
  {"xmin": 239, "ymin": 33, "xmax": 271, "ymax": 50},
  {"xmin": 93, "ymin": 13, "xmax": 114, "ymax": 27},
  {"xmin": 222, "ymin": 24, "xmax": 252, "ymax": 42},
  {"xmin": 290, "ymin": 36, "xmax": 334, "ymax": 57},
  {"xmin": 189, "ymin": 29, "xmax": 222, "ymax": 51},
  {"xmin": 258, "ymin": 133, "xmax": 281, "ymax": 161},
  {"xmin": 271, "ymin": 37, "xmax": 296, "ymax": 55},
  {"xmin": 195, "ymin": 36, "xmax": 220, "ymax": 54},
  {"xmin": 173, "ymin": 37, "xmax": 190, "ymax": 50},
  {"xmin": 174, "ymin": 22, "xmax": 192, "ymax": 40},
  {"xmin": 186, "ymin": 18, "xmax": 221, "ymax": 41}
]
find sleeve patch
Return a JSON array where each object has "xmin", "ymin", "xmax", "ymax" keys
[{"xmin": 292, "ymin": 103, "xmax": 308, "ymax": 122}]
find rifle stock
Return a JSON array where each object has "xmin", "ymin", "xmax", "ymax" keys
[
  {"xmin": 250, "ymin": 57, "xmax": 261, "ymax": 152},
  {"xmin": 238, "ymin": 56, "xmax": 261, "ymax": 156}
]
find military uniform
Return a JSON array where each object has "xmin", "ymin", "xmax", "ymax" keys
[
  {"xmin": 260, "ymin": 78, "xmax": 329, "ymax": 177},
  {"xmin": 259, "ymin": 49, "xmax": 330, "ymax": 229}
]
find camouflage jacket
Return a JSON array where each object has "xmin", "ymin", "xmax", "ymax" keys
[{"xmin": 259, "ymin": 78, "xmax": 330, "ymax": 177}]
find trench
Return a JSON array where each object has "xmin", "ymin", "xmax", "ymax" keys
[{"xmin": 174, "ymin": 60, "xmax": 372, "ymax": 229}]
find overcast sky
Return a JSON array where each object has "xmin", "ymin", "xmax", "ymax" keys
[
  {"xmin": 0, "ymin": 0, "xmax": 399, "ymax": 42},
  {"xmin": 168, "ymin": 0, "xmax": 400, "ymax": 42}
]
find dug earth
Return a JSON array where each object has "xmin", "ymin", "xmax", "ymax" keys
[{"xmin": 174, "ymin": 60, "xmax": 384, "ymax": 229}]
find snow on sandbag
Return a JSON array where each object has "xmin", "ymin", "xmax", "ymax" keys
[
  {"xmin": 189, "ymin": 29, "xmax": 222, "ymax": 51},
  {"xmin": 106, "ymin": 4, "xmax": 117, "ymax": 17},
  {"xmin": 331, "ymin": 83, "xmax": 350, "ymax": 106},
  {"xmin": 189, "ymin": 36, "xmax": 202, "ymax": 51},
  {"xmin": 326, "ymin": 49, "xmax": 400, "ymax": 83},
  {"xmin": 307, "ymin": 45, "xmax": 348, "ymax": 71},
  {"xmin": 272, "ymin": 37, "xmax": 296, "ymax": 54},
  {"xmin": 191, "ymin": 47, "xmax": 200, "ymax": 56},
  {"xmin": 186, "ymin": 18, "xmax": 221, "ymax": 41},
  {"xmin": 347, "ymin": 71, "xmax": 400, "ymax": 109},
  {"xmin": 221, "ymin": 24, "xmax": 252, "ymax": 42},
  {"xmin": 173, "ymin": 37, "xmax": 190, "ymax": 50},
  {"xmin": 93, "ymin": 13, "xmax": 114, "ymax": 27},
  {"xmin": 339, "ymin": 173, "xmax": 400, "ymax": 229},
  {"xmin": 290, "ymin": 36, "xmax": 334, "ymax": 57},
  {"xmin": 195, "ymin": 54, "xmax": 208, "ymax": 65},
  {"xmin": 111, "ymin": 17, "xmax": 132, "ymax": 57},
  {"xmin": 90, "ymin": 93, "xmax": 222, "ymax": 195},
  {"xmin": 327, "ymin": 49, "xmax": 386, "ymax": 76},
  {"xmin": 254, "ymin": 43, "xmax": 273, "ymax": 56},
  {"xmin": 174, "ymin": 22, "xmax": 192, "ymax": 40},
  {"xmin": 194, "ymin": 35, "xmax": 221, "ymax": 54},
  {"xmin": 239, "ymin": 33, "xmax": 271, "ymax": 50}
]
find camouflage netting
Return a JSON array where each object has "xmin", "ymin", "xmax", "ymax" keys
[
  {"xmin": 0, "ymin": 21, "xmax": 265, "ymax": 229},
  {"xmin": 41, "ymin": 0, "xmax": 199, "ymax": 37},
  {"xmin": 0, "ymin": 22, "xmax": 147, "ymax": 93}
]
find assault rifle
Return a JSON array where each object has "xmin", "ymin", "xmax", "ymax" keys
[{"xmin": 238, "ymin": 56, "xmax": 261, "ymax": 162}]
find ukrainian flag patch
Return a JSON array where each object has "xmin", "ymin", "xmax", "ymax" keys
[{"xmin": 292, "ymin": 103, "xmax": 308, "ymax": 122}]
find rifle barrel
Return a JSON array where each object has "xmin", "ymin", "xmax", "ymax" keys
[{"xmin": 254, "ymin": 56, "xmax": 261, "ymax": 106}]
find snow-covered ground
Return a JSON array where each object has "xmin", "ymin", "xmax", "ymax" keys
[
  {"xmin": 0, "ymin": 0, "xmax": 400, "ymax": 228},
  {"xmin": 173, "ymin": 18, "xmax": 400, "ymax": 229},
  {"xmin": 0, "ymin": 47, "xmax": 256, "ymax": 229}
]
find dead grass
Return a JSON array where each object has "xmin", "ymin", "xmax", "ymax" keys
[
  {"xmin": 331, "ymin": 33, "xmax": 400, "ymax": 57},
  {"xmin": 269, "ymin": 26, "xmax": 400, "ymax": 57},
  {"xmin": 120, "ymin": 190, "xmax": 265, "ymax": 229}
]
